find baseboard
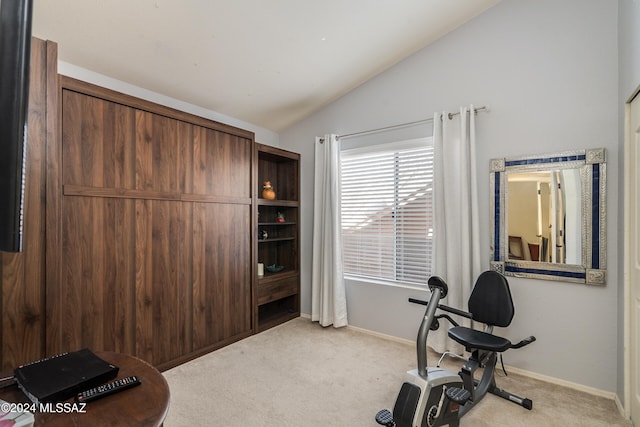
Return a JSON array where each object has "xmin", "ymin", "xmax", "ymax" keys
[
  {"xmin": 346, "ymin": 324, "xmax": 414, "ymax": 346},
  {"xmin": 614, "ymin": 393, "xmax": 626, "ymax": 420},
  {"xmin": 500, "ymin": 364, "xmax": 617, "ymax": 401},
  {"xmin": 504, "ymin": 365, "xmax": 628, "ymax": 420},
  {"xmin": 299, "ymin": 313, "xmax": 413, "ymax": 346}
]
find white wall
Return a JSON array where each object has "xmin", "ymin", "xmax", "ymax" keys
[{"xmin": 280, "ymin": 0, "xmax": 620, "ymax": 393}]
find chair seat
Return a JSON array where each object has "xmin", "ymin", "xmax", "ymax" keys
[{"xmin": 448, "ymin": 326, "xmax": 512, "ymax": 352}]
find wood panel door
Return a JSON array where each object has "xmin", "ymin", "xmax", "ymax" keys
[
  {"xmin": 134, "ymin": 199, "xmax": 191, "ymax": 366},
  {"xmin": 58, "ymin": 197, "xmax": 193, "ymax": 366},
  {"xmin": 61, "ymin": 91, "xmax": 137, "ymax": 190},
  {"xmin": 134, "ymin": 110, "xmax": 187, "ymax": 194},
  {"xmin": 50, "ymin": 82, "xmax": 254, "ymax": 368},
  {"xmin": 190, "ymin": 127, "xmax": 252, "ymax": 200},
  {"xmin": 61, "ymin": 91, "xmax": 188, "ymax": 195},
  {"xmin": 192, "ymin": 203, "xmax": 251, "ymax": 350},
  {"xmin": 57, "ymin": 92, "xmax": 193, "ymax": 364},
  {"xmin": 59, "ymin": 196, "xmax": 137, "ymax": 354},
  {"xmin": 190, "ymin": 127, "xmax": 253, "ymax": 350}
]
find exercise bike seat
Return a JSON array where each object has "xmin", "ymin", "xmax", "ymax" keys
[
  {"xmin": 448, "ymin": 327, "xmax": 512, "ymax": 352},
  {"xmin": 447, "ymin": 271, "xmax": 516, "ymax": 353}
]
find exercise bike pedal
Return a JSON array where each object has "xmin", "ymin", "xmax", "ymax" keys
[
  {"xmin": 375, "ymin": 409, "xmax": 395, "ymax": 427},
  {"xmin": 445, "ymin": 387, "xmax": 471, "ymax": 405}
]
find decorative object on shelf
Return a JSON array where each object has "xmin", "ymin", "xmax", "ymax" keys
[
  {"xmin": 266, "ymin": 264, "xmax": 284, "ymax": 273},
  {"xmin": 255, "ymin": 143, "xmax": 300, "ymax": 332},
  {"xmin": 257, "ymin": 263, "xmax": 264, "ymax": 277},
  {"xmin": 262, "ymin": 181, "xmax": 276, "ymax": 200},
  {"xmin": 259, "ymin": 229, "xmax": 268, "ymax": 240}
]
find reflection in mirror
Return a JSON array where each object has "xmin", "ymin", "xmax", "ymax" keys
[
  {"xmin": 490, "ymin": 148, "xmax": 606, "ymax": 285},
  {"xmin": 507, "ymin": 169, "xmax": 582, "ymax": 264}
]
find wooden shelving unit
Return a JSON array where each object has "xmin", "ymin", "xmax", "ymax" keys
[{"xmin": 254, "ymin": 143, "xmax": 300, "ymax": 332}]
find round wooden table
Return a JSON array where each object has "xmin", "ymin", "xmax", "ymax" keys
[{"xmin": 0, "ymin": 351, "xmax": 170, "ymax": 427}]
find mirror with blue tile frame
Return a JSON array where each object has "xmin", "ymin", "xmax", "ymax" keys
[{"xmin": 489, "ymin": 148, "xmax": 606, "ymax": 284}]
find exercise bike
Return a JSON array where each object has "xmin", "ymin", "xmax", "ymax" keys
[{"xmin": 376, "ymin": 271, "xmax": 536, "ymax": 427}]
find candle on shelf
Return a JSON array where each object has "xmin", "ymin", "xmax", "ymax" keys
[{"xmin": 257, "ymin": 263, "xmax": 264, "ymax": 277}]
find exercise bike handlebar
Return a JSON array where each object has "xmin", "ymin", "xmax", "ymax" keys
[
  {"xmin": 511, "ymin": 335, "xmax": 537, "ymax": 349},
  {"xmin": 413, "ymin": 287, "xmax": 445, "ymax": 378},
  {"xmin": 408, "ymin": 298, "xmax": 473, "ymax": 320}
]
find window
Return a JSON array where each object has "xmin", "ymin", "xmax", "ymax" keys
[{"xmin": 341, "ymin": 138, "xmax": 433, "ymax": 286}]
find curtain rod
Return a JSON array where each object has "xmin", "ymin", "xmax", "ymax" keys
[{"xmin": 336, "ymin": 105, "xmax": 488, "ymax": 141}]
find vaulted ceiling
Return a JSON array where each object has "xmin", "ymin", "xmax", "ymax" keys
[{"xmin": 32, "ymin": 0, "xmax": 501, "ymax": 132}]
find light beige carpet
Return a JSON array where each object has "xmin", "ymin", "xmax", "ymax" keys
[{"xmin": 163, "ymin": 317, "xmax": 631, "ymax": 427}]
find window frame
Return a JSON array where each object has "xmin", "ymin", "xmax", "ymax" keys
[{"xmin": 340, "ymin": 137, "xmax": 434, "ymax": 288}]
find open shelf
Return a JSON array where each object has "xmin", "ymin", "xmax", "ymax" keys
[
  {"xmin": 258, "ymin": 199, "xmax": 299, "ymax": 207},
  {"xmin": 254, "ymin": 143, "xmax": 300, "ymax": 332},
  {"xmin": 257, "ymin": 295, "xmax": 300, "ymax": 332},
  {"xmin": 258, "ymin": 237, "xmax": 295, "ymax": 243}
]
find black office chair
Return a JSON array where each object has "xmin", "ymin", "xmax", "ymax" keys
[{"xmin": 435, "ymin": 271, "xmax": 536, "ymax": 415}]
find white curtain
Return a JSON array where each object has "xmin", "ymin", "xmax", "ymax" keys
[
  {"xmin": 430, "ymin": 106, "xmax": 482, "ymax": 354},
  {"xmin": 311, "ymin": 134, "xmax": 348, "ymax": 328}
]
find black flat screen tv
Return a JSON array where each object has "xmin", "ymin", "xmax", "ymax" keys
[{"xmin": 0, "ymin": 0, "xmax": 33, "ymax": 252}]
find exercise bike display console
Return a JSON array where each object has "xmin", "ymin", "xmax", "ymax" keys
[{"xmin": 376, "ymin": 272, "xmax": 536, "ymax": 427}]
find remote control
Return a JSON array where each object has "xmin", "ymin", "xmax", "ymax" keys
[{"xmin": 75, "ymin": 376, "xmax": 141, "ymax": 403}]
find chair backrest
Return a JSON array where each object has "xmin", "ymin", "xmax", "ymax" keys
[{"xmin": 468, "ymin": 271, "xmax": 514, "ymax": 327}]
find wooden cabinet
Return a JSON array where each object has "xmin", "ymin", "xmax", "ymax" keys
[
  {"xmin": 0, "ymin": 37, "xmax": 300, "ymax": 371},
  {"xmin": 254, "ymin": 144, "xmax": 300, "ymax": 331},
  {"xmin": 47, "ymin": 77, "xmax": 255, "ymax": 369}
]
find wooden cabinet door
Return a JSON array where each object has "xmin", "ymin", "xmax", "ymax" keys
[
  {"xmin": 62, "ymin": 91, "xmax": 136, "ymax": 189},
  {"xmin": 56, "ymin": 91, "xmax": 194, "ymax": 364},
  {"xmin": 190, "ymin": 126, "xmax": 252, "ymax": 200},
  {"xmin": 56, "ymin": 91, "xmax": 139, "ymax": 355},
  {"xmin": 134, "ymin": 199, "xmax": 191, "ymax": 366},
  {"xmin": 192, "ymin": 203, "xmax": 251, "ymax": 350},
  {"xmin": 58, "ymin": 196, "xmax": 136, "ymax": 354},
  {"xmin": 52, "ymin": 85, "xmax": 253, "ymax": 367},
  {"xmin": 190, "ymin": 127, "xmax": 253, "ymax": 349},
  {"xmin": 134, "ymin": 110, "xmax": 187, "ymax": 194}
]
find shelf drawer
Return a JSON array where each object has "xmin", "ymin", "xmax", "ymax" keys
[{"xmin": 258, "ymin": 276, "xmax": 298, "ymax": 305}]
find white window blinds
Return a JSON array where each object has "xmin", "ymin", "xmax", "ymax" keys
[{"xmin": 340, "ymin": 138, "xmax": 433, "ymax": 286}]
